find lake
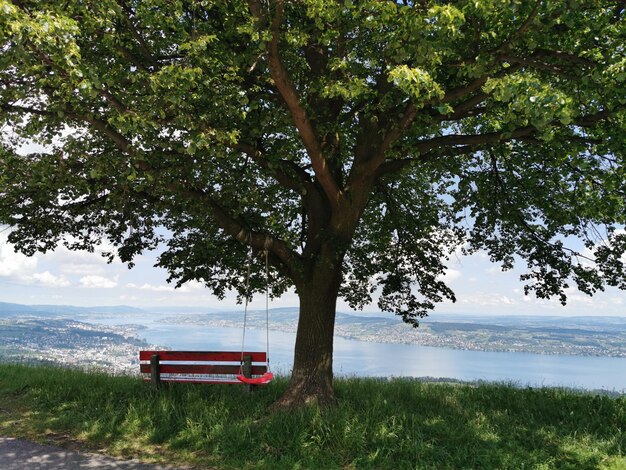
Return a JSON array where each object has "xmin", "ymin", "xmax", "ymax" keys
[{"xmin": 94, "ymin": 314, "xmax": 626, "ymax": 392}]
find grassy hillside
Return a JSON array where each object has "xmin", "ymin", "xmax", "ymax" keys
[{"xmin": 0, "ymin": 363, "xmax": 624, "ymax": 469}]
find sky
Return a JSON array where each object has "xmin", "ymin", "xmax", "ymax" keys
[{"xmin": 1, "ymin": 227, "xmax": 626, "ymax": 317}]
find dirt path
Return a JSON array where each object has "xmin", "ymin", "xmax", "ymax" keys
[{"xmin": 0, "ymin": 437, "xmax": 183, "ymax": 469}]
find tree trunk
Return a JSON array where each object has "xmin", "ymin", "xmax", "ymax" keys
[{"xmin": 272, "ymin": 258, "xmax": 342, "ymax": 409}]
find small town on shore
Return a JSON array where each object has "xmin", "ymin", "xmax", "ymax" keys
[{"xmin": 2, "ymin": 308, "xmax": 626, "ymax": 376}]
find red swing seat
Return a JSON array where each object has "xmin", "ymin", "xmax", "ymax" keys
[
  {"xmin": 237, "ymin": 246, "xmax": 273, "ymax": 387},
  {"xmin": 236, "ymin": 371, "xmax": 274, "ymax": 385}
]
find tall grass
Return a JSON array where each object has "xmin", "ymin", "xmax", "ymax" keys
[{"xmin": 0, "ymin": 363, "xmax": 624, "ymax": 469}]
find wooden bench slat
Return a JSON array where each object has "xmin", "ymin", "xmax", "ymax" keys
[
  {"xmin": 139, "ymin": 350, "xmax": 267, "ymax": 362},
  {"xmin": 141, "ymin": 377, "xmax": 242, "ymax": 384},
  {"xmin": 140, "ymin": 364, "xmax": 267, "ymax": 375},
  {"xmin": 139, "ymin": 350, "xmax": 270, "ymax": 388}
]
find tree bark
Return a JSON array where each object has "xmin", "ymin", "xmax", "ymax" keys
[{"xmin": 272, "ymin": 253, "xmax": 342, "ymax": 409}]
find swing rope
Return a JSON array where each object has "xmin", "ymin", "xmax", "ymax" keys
[
  {"xmin": 265, "ymin": 247, "xmax": 271, "ymax": 373},
  {"xmin": 237, "ymin": 243, "xmax": 273, "ymax": 385},
  {"xmin": 239, "ymin": 245, "xmax": 253, "ymax": 371}
]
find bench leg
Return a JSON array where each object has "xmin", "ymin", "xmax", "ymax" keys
[
  {"xmin": 150, "ymin": 354, "xmax": 161, "ymax": 389},
  {"xmin": 243, "ymin": 355, "xmax": 254, "ymax": 394}
]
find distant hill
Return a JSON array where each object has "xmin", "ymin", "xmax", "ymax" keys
[
  {"xmin": 0, "ymin": 302, "xmax": 145, "ymax": 318},
  {"xmin": 0, "ymin": 302, "xmax": 46, "ymax": 317},
  {"xmin": 421, "ymin": 313, "xmax": 626, "ymax": 330},
  {"xmin": 86, "ymin": 305, "xmax": 146, "ymax": 314},
  {"xmin": 143, "ymin": 306, "xmax": 225, "ymax": 315},
  {"xmin": 2, "ymin": 301, "xmax": 626, "ymax": 356}
]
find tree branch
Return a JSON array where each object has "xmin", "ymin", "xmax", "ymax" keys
[
  {"xmin": 415, "ymin": 126, "xmax": 537, "ymax": 153},
  {"xmin": 115, "ymin": 0, "xmax": 160, "ymax": 69},
  {"xmin": 368, "ymin": 64, "xmax": 525, "ymax": 178},
  {"xmin": 23, "ymin": 39, "xmax": 133, "ymax": 117},
  {"xmin": 5, "ymin": 102, "xmax": 303, "ymax": 273},
  {"xmin": 375, "ymin": 105, "xmax": 618, "ymax": 180},
  {"xmin": 440, "ymin": 74, "xmax": 492, "ymax": 104},
  {"xmin": 248, "ymin": 0, "xmax": 341, "ymax": 208},
  {"xmin": 1, "ymin": 103, "xmax": 50, "ymax": 117},
  {"xmin": 417, "ymin": 106, "xmax": 619, "ymax": 154},
  {"xmin": 235, "ymin": 144, "xmax": 332, "ymax": 263},
  {"xmin": 493, "ymin": 0, "xmax": 542, "ymax": 54},
  {"xmin": 1, "ymin": 102, "xmax": 134, "ymax": 155},
  {"xmin": 372, "ymin": 103, "xmax": 417, "ymax": 170},
  {"xmin": 575, "ymin": 107, "xmax": 617, "ymax": 127},
  {"xmin": 435, "ymin": 64, "xmax": 524, "ymax": 119},
  {"xmin": 81, "ymin": 114, "xmax": 134, "ymax": 154},
  {"xmin": 232, "ymin": 141, "xmax": 313, "ymax": 195},
  {"xmin": 500, "ymin": 54, "xmax": 577, "ymax": 79},
  {"xmin": 531, "ymin": 48, "xmax": 597, "ymax": 68},
  {"xmin": 375, "ymin": 144, "xmax": 484, "ymax": 178},
  {"xmin": 439, "ymin": 94, "xmax": 488, "ymax": 122},
  {"xmin": 177, "ymin": 185, "xmax": 301, "ymax": 276}
]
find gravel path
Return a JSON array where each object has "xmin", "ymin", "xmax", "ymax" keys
[{"xmin": 0, "ymin": 437, "xmax": 183, "ymax": 469}]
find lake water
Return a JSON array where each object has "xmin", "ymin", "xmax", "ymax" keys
[{"xmin": 95, "ymin": 314, "xmax": 626, "ymax": 392}]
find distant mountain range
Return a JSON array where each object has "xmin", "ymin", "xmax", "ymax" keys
[
  {"xmin": 0, "ymin": 302, "xmax": 231, "ymax": 317},
  {"xmin": 0, "ymin": 302, "xmax": 145, "ymax": 317},
  {"xmin": 2, "ymin": 301, "xmax": 626, "ymax": 327},
  {"xmin": 2, "ymin": 301, "xmax": 626, "ymax": 356}
]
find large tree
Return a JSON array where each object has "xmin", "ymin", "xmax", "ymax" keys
[{"xmin": 1, "ymin": 0, "xmax": 625, "ymax": 407}]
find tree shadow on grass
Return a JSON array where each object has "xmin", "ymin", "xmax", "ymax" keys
[
  {"xmin": 8, "ymin": 370, "xmax": 626, "ymax": 469},
  {"xmin": 331, "ymin": 379, "xmax": 625, "ymax": 469}
]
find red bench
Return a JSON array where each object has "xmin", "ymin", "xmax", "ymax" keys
[{"xmin": 139, "ymin": 350, "xmax": 268, "ymax": 387}]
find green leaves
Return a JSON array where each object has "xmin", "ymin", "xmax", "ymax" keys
[
  {"xmin": 483, "ymin": 73, "xmax": 577, "ymax": 131},
  {"xmin": 388, "ymin": 65, "xmax": 444, "ymax": 105},
  {"xmin": 1, "ymin": 0, "xmax": 625, "ymax": 319}
]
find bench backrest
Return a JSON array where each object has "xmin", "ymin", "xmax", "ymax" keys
[{"xmin": 139, "ymin": 350, "xmax": 268, "ymax": 384}]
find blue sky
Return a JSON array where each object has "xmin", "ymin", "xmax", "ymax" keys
[{"xmin": 1, "ymin": 228, "xmax": 625, "ymax": 316}]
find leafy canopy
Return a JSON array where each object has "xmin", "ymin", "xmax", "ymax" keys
[{"xmin": 1, "ymin": 0, "xmax": 625, "ymax": 322}]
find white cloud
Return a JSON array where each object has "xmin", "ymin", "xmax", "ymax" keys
[
  {"xmin": 460, "ymin": 293, "xmax": 516, "ymax": 306},
  {"xmin": 126, "ymin": 280, "xmax": 204, "ymax": 293},
  {"xmin": 441, "ymin": 268, "xmax": 461, "ymax": 284},
  {"xmin": 0, "ymin": 233, "xmax": 70, "ymax": 287},
  {"xmin": 26, "ymin": 271, "xmax": 71, "ymax": 287},
  {"xmin": 178, "ymin": 280, "xmax": 205, "ymax": 292},
  {"xmin": 60, "ymin": 263, "xmax": 106, "ymax": 276},
  {"xmin": 487, "ymin": 266, "xmax": 505, "ymax": 275},
  {"xmin": 47, "ymin": 243, "xmax": 120, "ymax": 265},
  {"xmin": 120, "ymin": 294, "xmax": 140, "ymax": 302},
  {"xmin": 134, "ymin": 283, "xmax": 173, "ymax": 292},
  {"xmin": 562, "ymin": 293, "xmax": 594, "ymax": 306},
  {"xmin": 79, "ymin": 275, "xmax": 118, "ymax": 289},
  {"xmin": 0, "ymin": 235, "xmax": 38, "ymax": 277}
]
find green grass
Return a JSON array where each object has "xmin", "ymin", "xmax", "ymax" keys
[{"xmin": 0, "ymin": 363, "xmax": 624, "ymax": 469}]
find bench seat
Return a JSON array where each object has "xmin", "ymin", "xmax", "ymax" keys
[{"xmin": 139, "ymin": 350, "xmax": 268, "ymax": 385}]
